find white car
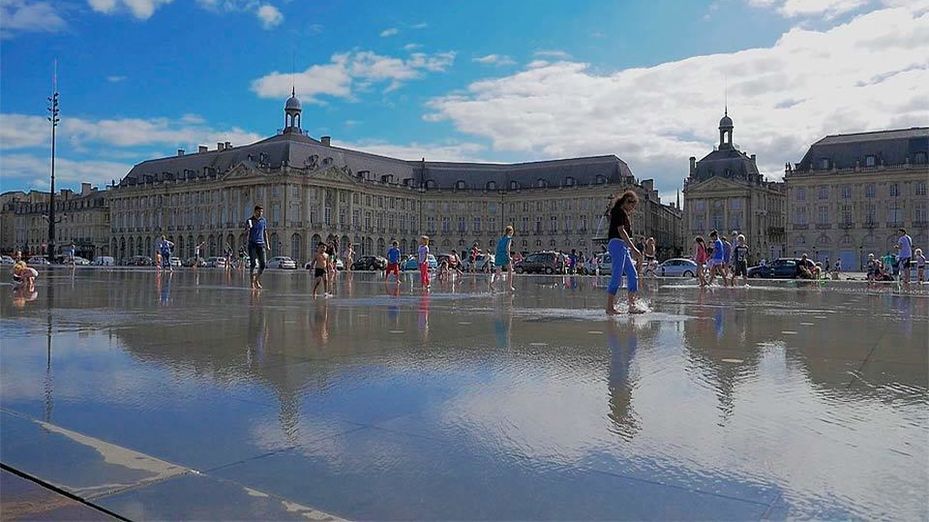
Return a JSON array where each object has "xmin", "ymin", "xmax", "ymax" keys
[
  {"xmin": 657, "ymin": 258, "xmax": 699, "ymax": 277},
  {"xmin": 304, "ymin": 258, "xmax": 344, "ymax": 270},
  {"xmin": 1, "ymin": 255, "xmax": 14, "ymax": 265},
  {"xmin": 204, "ymin": 256, "xmax": 226, "ymax": 268},
  {"xmin": 268, "ymin": 256, "xmax": 297, "ymax": 269},
  {"xmin": 93, "ymin": 256, "xmax": 115, "ymax": 266},
  {"xmin": 170, "ymin": 257, "xmax": 182, "ymax": 267},
  {"xmin": 28, "ymin": 256, "xmax": 51, "ymax": 265},
  {"xmin": 464, "ymin": 253, "xmax": 495, "ymax": 272},
  {"xmin": 71, "ymin": 256, "xmax": 91, "ymax": 265}
]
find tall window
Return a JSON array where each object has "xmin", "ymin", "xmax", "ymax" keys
[
  {"xmin": 549, "ymin": 216, "xmax": 557, "ymax": 233},
  {"xmin": 535, "ymin": 217, "xmax": 542, "ymax": 233},
  {"xmin": 841, "ymin": 205, "xmax": 852, "ymax": 225},
  {"xmin": 473, "ymin": 217, "xmax": 481, "ymax": 233},
  {"xmin": 841, "ymin": 185, "xmax": 852, "ymax": 199},
  {"xmin": 817, "ymin": 186, "xmax": 829, "ymax": 200},
  {"xmin": 889, "ymin": 203, "xmax": 903, "ymax": 225},
  {"xmin": 865, "ymin": 203, "xmax": 877, "ymax": 224},
  {"xmin": 796, "ymin": 188, "xmax": 807, "ymax": 201},
  {"xmin": 865, "ymin": 184, "xmax": 875, "ymax": 198},
  {"xmin": 796, "ymin": 207, "xmax": 808, "ymax": 225},
  {"xmin": 817, "ymin": 205, "xmax": 829, "ymax": 225},
  {"xmin": 522, "ymin": 217, "xmax": 529, "ymax": 233},
  {"xmin": 442, "ymin": 217, "xmax": 450, "ymax": 233},
  {"xmin": 426, "ymin": 216, "xmax": 435, "ymax": 233},
  {"xmin": 915, "ymin": 201, "xmax": 928, "ymax": 223},
  {"xmin": 916, "ymin": 181, "xmax": 928, "ymax": 196},
  {"xmin": 889, "ymin": 183, "xmax": 899, "ymax": 197},
  {"xmin": 865, "ymin": 155, "xmax": 876, "ymax": 167},
  {"xmin": 458, "ymin": 216, "xmax": 466, "ymax": 233}
]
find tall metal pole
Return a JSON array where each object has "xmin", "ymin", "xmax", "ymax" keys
[{"xmin": 47, "ymin": 60, "xmax": 60, "ymax": 263}]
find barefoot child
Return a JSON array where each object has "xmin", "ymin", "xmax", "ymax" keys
[{"xmin": 310, "ymin": 243, "xmax": 330, "ymax": 297}]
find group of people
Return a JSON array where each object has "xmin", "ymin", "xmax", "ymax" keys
[
  {"xmin": 866, "ymin": 229, "xmax": 925, "ymax": 285},
  {"xmin": 690, "ymin": 231, "xmax": 751, "ymax": 287}
]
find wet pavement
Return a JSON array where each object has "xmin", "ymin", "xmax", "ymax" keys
[{"xmin": 1, "ymin": 267, "xmax": 927, "ymax": 520}]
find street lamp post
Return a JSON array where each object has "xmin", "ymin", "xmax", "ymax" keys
[{"xmin": 46, "ymin": 61, "xmax": 60, "ymax": 263}]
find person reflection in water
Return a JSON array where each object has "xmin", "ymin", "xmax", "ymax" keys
[
  {"xmin": 605, "ymin": 320, "xmax": 639, "ymax": 440},
  {"xmin": 246, "ymin": 292, "xmax": 267, "ymax": 367},
  {"xmin": 418, "ymin": 292, "xmax": 430, "ymax": 342}
]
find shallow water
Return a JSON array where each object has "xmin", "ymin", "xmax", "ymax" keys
[{"xmin": 2, "ymin": 267, "xmax": 927, "ymax": 520}]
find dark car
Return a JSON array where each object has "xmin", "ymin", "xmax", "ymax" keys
[
  {"xmin": 747, "ymin": 258, "xmax": 804, "ymax": 279},
  {"xmin": 351, "ymin": 255, "xmax": 388, "ymax": 271},
  {"xmin": 126, "ymin": 255, "xmax": 153, "ymax": 266},
  {"xmin": 514, "ymin": 251, "xmax": 567, "ymax": 274}
]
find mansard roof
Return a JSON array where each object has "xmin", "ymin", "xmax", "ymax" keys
[
  {"xmin": 119, "ymin": 131, "xmax": 636, "ymax": 190},
  {"xmin": 689, "ymin": 147, "xmax": 762, "ymax": 184},
  {"xmin": 796, "ymin": 127, "xmax": 929, "ymax": 171}
]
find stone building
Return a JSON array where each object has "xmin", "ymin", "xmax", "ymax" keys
[
  {"xmin": 784, "ymin": 127, "xmax": 929, "ymax": 269},
  {"xmin": 108, "ymin": 93, "xmax": 683, "ymax": 263},
  {"xmin": 682, "ymin": 111, "xmax": 786, "ymax": 262},
  {"xmin": 6, "ymin": 184, "xmax": 110, "ymax": 259}
]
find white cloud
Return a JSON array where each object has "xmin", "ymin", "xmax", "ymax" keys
[
  {"xmin": 473, "ymin": 54, "xmax": 516, "ymax": 67},
  {"xmin": 0, "ymin": 0, "xmax": 67, "ymax": 38},
  {"xmin": 403, "ymin": 43, "xmax": 421, "ymax": 51},
  {"xmin": 534, "ymin": 50, "xmax": 572, "ymax": 60},
  {"xmin": 332, "ymin": 139, "xmax": 486, "ymax": 162},
  {"xmin": 410, "ymin": 22, "xmax": 428, "ymax": 29},
  {"xmin": 748, "ymin": 0, "xmax": 929, "ymax": 18},
  {"xmin": 251, "ymin": 50, "xmax": 456, "ymax": 102},
  {"xmin": 255, "ymin": 4, "xmax": 281, "ymax": 29},
  {"xmin": 106, "ymin": 75, "xmax": 127, "ymax": 82},
  {"xmin": 87, "ymin": 0, "xmax": 173, "ymax": 19},
  {"xmin": 0, "ymin": 113, "xmax": 263, "ymax": 151},
  {"xmin": 425, "ymin": 4, "xmax": 929, "ymax": 195},
  {"xmin": 380, "ymin": 27, "xmax": 399, "ymax": 37},
  {"xmin": 0, "ymin": 153, "xmax": 132, "ymax": 190}
]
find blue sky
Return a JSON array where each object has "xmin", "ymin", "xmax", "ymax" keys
[{"xmin": 1, "ymin": 0, "xmax": 927, "ymax": 200}]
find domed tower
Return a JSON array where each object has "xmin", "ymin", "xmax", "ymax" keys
[
  {"xmin": 718, "ymin": 108, "xmax": 733, "ymax": 149},
  {"xmin": 283, "ymin": 87, "xmax": 302, "ymax": 134}
]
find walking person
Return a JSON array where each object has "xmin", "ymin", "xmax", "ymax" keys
[
  {"xmin": 707, "ymin": 231, "xmax": 727, "ymax": 286},
  {"xmin": 309, "ymin": 243, "xmax": 330, "ymax": 297},
  {"xmin": 604, "ymin": 191, "xmax": 644, "ymax": 315},
  {"xmin": 245, "ymin": 205, "xmax": 269, "ymax": 289},
  {"xmin": 159, "ymin": 235, "xmax": 174, "ymax": 271},
  {"xmin": 721, "ymin": 235, "xmax": 733, "ymax": 283},
  {"xmin": 194, "ymin": 240, "xmax": 205, "ymax": 267},
  {"xmin": 730, "ymin": 234, "xmax": 749, "ymax": 286},
  {"xmin": 344, "ymin": 242, "xmax": 355, "ymax": 272},
  {"xmin": 642, "ymin": 237, "xmax": 657, "ymax": 277},
  {"xmin": 67, "ymin": 242, "xmax": 76, "ymax": 266},
  {"xmin": 895, "ymin": 228, "xmax": 913, "ymax": 284},
  {"xmin": 693, "ymin": 236, "xmax": 709, "ymax": 287},
  {"xmin": 490, "ymin": 225, "xmax": 516, "ymax": 292},
  {"xmin": 418, "ymin": 235, "xmax": 431, "ymax": 290},
  {"xmin": 386, "ymin": 240, "xmax": 401, "ymax": 283}
]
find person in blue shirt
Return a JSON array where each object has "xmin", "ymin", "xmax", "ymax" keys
[
  {"xmin": 386, "ymin": 240, "xmax": 401, "ymax": 283},
  {"xmin": 490, "ymin": 225, "xmax": 516, "ymax": 292},
  {"xmin": 245, "ymin": 205, "xmax": 270, "ymax": 289},
  {"xmin": 158, "ymin": 235, "xmax": 174, "ymax": 271},
  {"xmin": 707, "ymin": 230, "xmax": 728, "ymax": 286}
]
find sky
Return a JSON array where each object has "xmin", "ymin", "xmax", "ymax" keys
[{"xmin": 1, "ymin": 0, "xmax": 927, "ymax": 202}]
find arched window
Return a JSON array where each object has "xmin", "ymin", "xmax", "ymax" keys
[
  {"xmin": 537, "ymin": 179, "xmax": 548, "ymax": 188},
  {"xmin": 510, "ymin": 180, "xmax": 519, "ymax": 190},
  {"xmin": 549, "ymin": 239, "xmax": 556, "ymax": 247},
  {"xmin": 486, "ymin": 181, "xmax": 496, "ymax": 191},
  {"xmin": 456, "ymin": 180, "xmax": 467, "ymax": 190}
]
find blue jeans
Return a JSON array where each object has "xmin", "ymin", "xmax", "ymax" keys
[
  {"xmin": 248, "ymin": 242, "xmax": 266, "ymax": 276},
  {"xmin": 607, "ymin": 238, "xmax": 637, "ymax": 295}
]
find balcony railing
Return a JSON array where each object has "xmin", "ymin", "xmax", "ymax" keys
[{"xmin": 792, "ymin": 224, "xmax": 809, "ymax": 230}]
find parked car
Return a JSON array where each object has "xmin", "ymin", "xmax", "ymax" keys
[
  {"xmin": 747, "ymin": 258, "xmax": 804, "ymax": 279},
  {"xmin": 1, "ymin": 255, "xmax": 14, "ymax": 265},
  {"xmin": 352, "ymin": 255, "xmax": 388, "ymax": 271},
  {"xmin": 93, "ymin": 256, "xmax": 115, "ymax": 266},
  {"xmin": 657, "ymin": 258, "xmax": 698, "ymax": 277},
  {"xmin": 28, "ymin": 256, "xmax": 51, "ymax": 265},
  {"xmin": 71, "ymin": 256, "xmax": 91, "ymax": 265},
  {"xmin": 401, "ymin": 254, "xmax": 438, "ymax": 271},
  {"xmin": 204, "ymin": 256, "xmax": 226, "ymax": 268},
  {"xmin": 267, "ymin": 256, "xmax": 297, "ymax": 269},
  {"xmin": 513, "ymin": 251, "xmax": 566, "ymax": 274},
  {"xmin": 464, "ymin": 253, "xmax": 495, "ymax": 272},
  {"xmin": 170, "ymin": 257, "xmax": 182, "ymax": 267},
  {"xmin": 125, "ymin": 255, "xmax": 153, "ymax": 266}
]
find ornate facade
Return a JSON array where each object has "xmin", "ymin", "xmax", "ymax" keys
[
  {"xmin": 682, "ymin": 112, "xmax": 786, "ymax": 262},
  {"xmin": 784, "ymin": 127, "xmax": 929, "ymax": 269},
  {"xmin": 4, "ymin": 184, "xmax": 109, "ymax": 259},
  {"xmin": 106, "ymin": 94, "xmax": 684, "ymax": 263}
]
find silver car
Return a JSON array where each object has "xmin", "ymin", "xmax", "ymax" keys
[{"xmin": 658, "ymin": 258, "xmax": 699, "ymax": 277}]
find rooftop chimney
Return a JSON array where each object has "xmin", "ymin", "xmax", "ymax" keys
[
  {"xmin": 217, "ymin": 142, "xmax": 225, "ymax": 151},
  {"xmin": 750, "ymin": 154, "xmax": 756, "ymax": 164},
  {"xmin": 198, "ymin": 145, "xmax": 208, "ymax": 153},
  {"xmin": 321, "ymin": 136, "xmax": 331, "ymax": 146},
  {"xmin": 177, "ymin": 149, "xmax": 185, "ymax": 156},
  {"xmin": 224, "ymin": 141, "xmax": 231, "ymax": 149},
  {"xmin": 81, "ymin": 182, "xmax": 91, "ymax": 196},
  {"xmin": 689, "ymin": 156, "xmax": 696, "ymax": 174}
]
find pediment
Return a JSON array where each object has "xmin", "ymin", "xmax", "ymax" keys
[
  {"xmin": 686, "ymin": 176, "xmax": 747, "ymax": 193},
  {"xmin": 221, "ymin": 162, "xmax": 261, "ymax": 180},
  {"xmin": 311, "ymin": 165, "xmax": 358, "ymax": 184}
]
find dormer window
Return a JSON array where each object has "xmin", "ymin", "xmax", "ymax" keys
[
  {"xmin": 564, "ymin": 176, "xmax": 575, "ymax": 187},
  {"xmin": 510, "ymin": 180, "xmax": 519, "ymax": 190},
  {"xmin": 425, "ymin": 180, "xmax": 436, "ymax": 189},
  {"xmin": 537, "ymin": 178, "xmax": 548, "ymax": 188},
  {"xmin": 456, "ymin": 180, "xmax": 467, "ymax": 190},
  {"xmin": 486, "ymin": 181, "xmax": 496, "ymax": 191},
  {"xmin": 595, "ymin": 175, "xmax": 606, "ymax": 185},
  {"xmin": 865, "ymin": 155, "xmax": 876, "ymax": 167},
  {"xmin": 819, "ymin": 158, "xmax": 831, "ymax": 169},
  {"xmin": 915, "ymin": 152, "xmax": 928, "ymax": 164}
]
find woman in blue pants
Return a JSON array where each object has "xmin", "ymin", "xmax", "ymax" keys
[{"xmin": 604, "ymin": 190, "xmax": 644, "ymax": 315}]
